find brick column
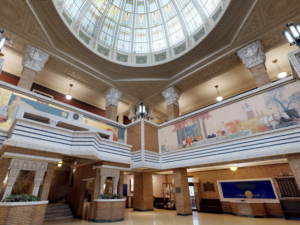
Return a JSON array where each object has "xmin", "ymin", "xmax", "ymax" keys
[
  {"xmin": 118, "ymin": 171, "xmax": 124, "ymax": 195},
  {"xmin": 18, "ymin": 45, "xmax": 49, "ymax": 90},
  {"xmin": 104, "ymin": 88, "xmax": 122, "ymax": 121},
  {"xmin": 162, "ymin": 87, "xmax": 181, "ymax": 121},
  {"xmin": 133, "ymin": 172, "xmax": 153, "ymax": 211},
  {"xmin": 89, "ymin": 168, "xmax": 101, "ymax": 221},
  {"xmin": 173, "ymin": 168, "xmax": 192, "ymax": 216},
  {"xmin": 287, "ymin": 153, "xmax": 300, "ymax": 189},
  {"xmin": 237, "ymin": 40, "xmax": 271, "ymax": 87},
  {"xmin": 194, "ymin": 183, "xmax": 201, "ymax": 212},
  {"xmin": 0, "ymin": 158, "xmax": 11, "ymax": 195},
  {"xmin": 39, "ymin": 163, "xmax": 55, "ymax": 200}
]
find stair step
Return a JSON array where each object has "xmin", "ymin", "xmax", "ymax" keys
[
  {"xmin": 45, "ymin": 211, "xmax": 73, "ymax": 218},
  {"xmin": 47, "ymin": 204, "xmax": 69, "ymax": 209},
  {"xmin": 44, "ymin": 215, "xmax": 73, "ymax": 221},
  {"xmin": 46, "ymin": 208, "xmax": 71, "ymax": 213}
]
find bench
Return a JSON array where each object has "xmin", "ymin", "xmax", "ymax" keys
[
  {"xmin": 154, "ymin": 197, "xmax": 164, "ymax": 209},
  {"xmin": 200, "ymin": 199, "xmax": 222, "ymax": 214},
  {"xmin": 280, "ymin": 200, "xmax": 300, "ymax": 220}
]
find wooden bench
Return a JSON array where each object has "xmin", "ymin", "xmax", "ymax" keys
[
  {"xmin": 280, "ymin": 200, "xmax": 300, "ymax": 220},
  {"xmin": 200, "ymin": 199, "xmax": 222, "ymax": 214}
]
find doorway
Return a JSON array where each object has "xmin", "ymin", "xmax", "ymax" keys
[{"xmin": 188, "ymin": 177, "xmax": 197, "ymax": 210}]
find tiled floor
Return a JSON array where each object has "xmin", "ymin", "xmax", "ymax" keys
[{"xmin": 43, "ymin": 209, "xmax": 299, "ymax": 225}]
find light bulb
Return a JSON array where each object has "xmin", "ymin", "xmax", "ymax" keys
[
  {"xmin": 66, "ymin": 94, "xmax": 72, "ymax": 100},
  {"xmin": 230, "ymin": 166, "xmax": 238, "ymax": 171},
  {"xmin": 58, "ymin": 163, "xmax": 62, "ymax": 167},
  {"xmin": 277, "ymin": 71, "xmax": 287, "ymax": 79},
  {"xmin": 216, "ymin": 96, "xmax": 223, "ymax": 101}
]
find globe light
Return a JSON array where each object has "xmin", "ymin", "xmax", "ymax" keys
[
  {"xmin": 216, "ymin": 96, "xmax": 223, "ymax": 101},
  {"xmin": 215, "ymin": 85, "xmax": 223, "ymax": 102},
  {"xmin": 277, "ymin": 71, "xmax": 287, "ymax": 79},
  {"xmin": 57, "ymin": 162, "xmax": 62, "ymax": 167},
  {"xmin": 272, "ymin": 59, "xmax": 287, "ymax": 79},
  {"xmin": 66, "ymin": 94, "xmax": 72, "ymax": 100},
  {"xmin": 229, "ymin": 166, "xmax": 238, "ymax": 171},
  {"xmin": 66, "ymin": 84, "xmax": 73, "ymax": 100}
]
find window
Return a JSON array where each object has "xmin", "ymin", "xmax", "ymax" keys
[{"xmin": 64, "ymin": 0, "xmax": 86, "ymax": 19}]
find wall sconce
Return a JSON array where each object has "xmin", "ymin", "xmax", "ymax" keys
[
  {"xmin": 66, "ymin": 84, "xmax": 73, "ymax": 100},
  {"xmin": 215, "ymin": 85, "xmax": 223, "ymax": 101},
  {"xmin": 57, "ymin": 161, "xmax": 62, "ymax": 167},
  {"xmin": 272, "ymin": 59, "xmax": 287, "ymax": 79},
  {"xmin": 229, "ymin": 166, "xmax": 238, "ymax": 171}
]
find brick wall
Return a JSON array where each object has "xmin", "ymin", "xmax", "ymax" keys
[
  {"xmin": 123, "ymin": 174, "xmax": 134, "ymax": 197},
  {"xmin": 92, "ymin": 200, "xmax": 125, "ymax": 222},
  {"xmin": 127, "ymin": 124, "xmax": 141, "ymax": 152},
  {"xmin": 144, "ymin": 124, "xmax": 159, "ymax": 153},
  {"xmin": 133, "ymin": 172, "xmax": 153, "ymax": 211},
  {"xmin": 153, "ymin": 175, "xmax": 166, "ymax": 197},
  {"xmin": 287, "ymin": 153, "xmax": 300, "ymax": 188},
  {"xmin": 48, "ymin": 170, "xmax": 70, "ymax": 202},
  {"xmin": 249, "ymin": 63, "xmax": 271, "ymax": 87},
  {"xmin": 167, "ymin": 104, "xmax": 179, "ymax": 121},
  {"xmin": 105, "ymin": 105, "xmax": 118, "ymax": 121},
  {"xmin": 0, "ymin": 203, "xmax": 47, "ymax": 225},
  {"xmin": 173, "ymin": 168, "xmax": 192, "ymax": 216}
]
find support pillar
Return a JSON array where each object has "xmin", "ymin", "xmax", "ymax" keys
[
  {"xmin": 162, "ymin": 87, "xmax": 181, "ymax": 121},
  {"xmin": 112, "ymin": 176, "xmax": 119, "ymax": 195},
  {"xmin": 2, "ymin": 168, "xmax": 20, "ymax": 199},
  {"xmin": 104, "ymin": 88, "xmax": 122, "ymax": 121},
  {"xmin": 287, "ymin": 153, "xmax": 300, "ymax": 189},
  {"xmin": 133, "ymin": 172, "xmax": 153, "ymax": 211},
  {"xmin": 32, "ymin": 170, "xmax": 45, "ymax": 196},
  {"xmin": 18, "ymin": 45, "xmax": 49, "ymax": 90},
  {"xmin": 118, "ymin": 171, "xmax": 124, "ymax": 195},
  {"xmin": 237, "ymin": 40, "xmax": 271, "ymax": 87},
  {"xmin": 173, "ymin": 168, "xmax": 192, "ymax": 216},
  {"xmin": 99, "ymin": 175, "xmax": 106, "ymax": 195},
  {"xmin": 0, "ymin": 158, "xmax": 11, "ymax": 195},
  {"xmin": 38, "ymin": 163, "xmax": 54, "ymax": 200},
  {"xmin": 89, "ymin": 168, "xmax": 101, "ymax": 221}
]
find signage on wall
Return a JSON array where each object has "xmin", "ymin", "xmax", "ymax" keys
[
  {"xmin": 219, "ymin": 180, "xmax": 277, "ymax": 199},
  {"xmin": 175, "ymin": 187, "xmax": 181, "ymax": 193}
]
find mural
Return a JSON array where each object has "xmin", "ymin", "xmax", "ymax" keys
[
  {"xmin": 160, "ymin": 83, "xmax": 300, "ymax": 152},
  {"xmin": 82, "ymin": 116, "xmax": 125, "ymax": 143},
  {"xmin": 220, "ymin": 180, "xmax": 276, "ymax": 199},
  {"xmin": 0, "ymin": 87, "xmax": 69, "ymax": 130}
]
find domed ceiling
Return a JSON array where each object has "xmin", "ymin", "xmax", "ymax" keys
[{"xmin": 60, "ymin": 0, "xmax": 222, "ymax": 65}]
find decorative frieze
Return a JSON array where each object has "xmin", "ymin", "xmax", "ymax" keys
[
  {"xmin": 237, "ymin": 40, "xmax": 266, "ymax": 69},
  {"xmin": 22, "ymin": 45, "xmax": 49, "ymax": 73},
  {"xmin": 103, "ymin": 88, "xmax": 122, "ymax": 108},
  {"xmin": 161, "ymin": 87, "xmax": 181, "ymax": 107}
]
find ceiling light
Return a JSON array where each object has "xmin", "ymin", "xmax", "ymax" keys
[
  {"xmin": 272, "ymin": 59, "xmax": 287, "ymax": 79},
  {"xmin": 66, "ymin": 84, "xmax": 73, "ymax": 100},
  {"xmin": 281, "ymin": 31, "xmax": 296, "ymax": 46},
  {"xmin": 229, "ymin": 166, "xmax": 238, "ymax": 171},
  {"xmin": 57, "ymin": 161, "xmax": 62, "ymax": 167},
  {"xmin": 287, "ymin": 23, "xmax": 300, "ymax": 40},
  {"xmin": 215, "ymin": 85, "xmax": 223, "ymax": 102}
]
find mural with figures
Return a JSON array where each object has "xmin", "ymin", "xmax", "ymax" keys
[
  {"xmin": 0, "ymin": 87, "xmax": 69, "ymax": 130},
  {"xmin": 82, "ymin": 116, "xmax": 125, "ymax": 143},
  {"xmin": 160, "ymin": 83, "xmax": 300, "ymax": 152}
]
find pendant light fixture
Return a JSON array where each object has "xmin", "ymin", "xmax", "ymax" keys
[
  {"xmin": 229, "ymin": 165, "xmax": 238, "ymax": 171},
  {"xmin": 215, "ymin": 85, "xmax": 223, "ymax": 101},
  {"xmin": 66, "ymin": 84, "xmax": 73, "ymax": 100},
  {"xmin": 139, "ymin": 102, "xmax": 146, "ymax": 118},
  {"xmin": 272, "ymin": 59, "xmax": 287, "ymax": 79},
  {"xmin": 0, "ymin": 29, "xmax": 10, "ymax": 55}
]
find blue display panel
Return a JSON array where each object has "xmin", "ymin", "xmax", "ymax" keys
[{"xmin": 220, "ymin": 180, "xmax": 276, "ymax": 199}]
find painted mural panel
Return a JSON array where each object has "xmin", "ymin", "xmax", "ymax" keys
[
  {"xmin": 160, "ymin": 83, "xmax": 300, "ymax": 152},
  {"xmin": 82, "ymin": 116, "xmax": 125, "ymax": 143},
  {"xmin": 0, "ymin": 87, "xmax": 69, "ymax": 130}
]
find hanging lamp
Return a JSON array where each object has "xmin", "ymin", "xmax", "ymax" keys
[
  {"xmin": 66, "ymin": 84, "xmax": 73, "ymax": 100},
  {"xmin": 215, "ymin": 85, "xmax": 223, "ymax": 101},
  {"xmin": 272, "ymin": 59, "xmax": 287, "ymax": 78}
]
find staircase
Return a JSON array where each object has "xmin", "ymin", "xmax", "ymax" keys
[{"xmin": 44, "ymin": 204, "xmax": 74, "ymax": 221}]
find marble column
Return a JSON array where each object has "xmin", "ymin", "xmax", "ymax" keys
[
  {"xmin": 286, "ymin": 153, "xmax": 300, "ymax": 189},
  {"xmin": 162, "ymin": 87, "xmax": 181, "ymax": 121},
  {"xmin": 18, "ymin": 45, "xmax": 49, "ymax": 90},
  {"xmin": 173, "ymin": 168, "xmax": 192, "ymax": 216},
  {"xmin": 237, "ymin": 40, "xmax": 271, "ymax": 87},
  {"xmin": 104, "ymin": 88, "xmax": 122, "ymax": 121}
]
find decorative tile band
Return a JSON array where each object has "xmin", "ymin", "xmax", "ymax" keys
[
  {"xmin": 174, "ymin": 42, "xmax": 186, "ymax": 55},
  {"xmin": 212, "ymin": 6, "xmax": 222, "ymax": 22},
  {"xmin": 193, "ymin": 27, "xmax": 205, "ymax": 42},
  {"xmin": 117, "ymin": 53, "xmax": 128, "ymax": 62},
  {"xmin": 136, "ymin": 56, "xmax": 147, "ymax": 64},
  {"xmin": 155, "ymin": 52, "xmax": 166, "ymax": 62},
  {"xmin": 79, "ymin": 30, "xmax": 91, "ymax": 44},
  {"xmin": 62, "ymin": 11, "xmax": 72, "ymax": 25},
  {"xmin": 97, "ymin": 44, "xmax": 110, "ymax": 56}
]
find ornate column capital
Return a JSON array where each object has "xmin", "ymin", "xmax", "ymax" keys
[
  {"xmin": 161, "ymin": 87, "xmax": 181, "ymax": 107},
  {"xmin": 22, "ymin": 45, "xmax": 49, "ymax": 73},
  {"xmin": 237, "ymin": 40, "xmax": 266, "ymax": 69},
  {"xmin": 103, "ymin": 88, "xmax": 122, "ymax": 108}
]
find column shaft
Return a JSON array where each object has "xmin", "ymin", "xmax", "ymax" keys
[
  {"xmin": 173, "ymin": 168, "xmax": 192, "ymax": 216},
  {"xmin": 250, "ymin": 63, "xmax": 271, "ymax": 87},
  {"xmin": 18, "ymin": 67, "xmax": 37, "ymax": 90},
  {"xmin": 89, "ymin": 168, "xmax": 101, "ymax": 221},
  {"xmin": 133, "ymin": 172, "xmax": 153, "ymax": 211},
  {"xmin": 39, "ymin": 163, "xmax": 55, "ymax": 200},
  {"xmin": 167, "ymin": 103, "xmax": 180, "ymax": 120},
  {"xmin": 118, "ymin": 171, "xmax": 124, "ymax": 195},
  {"xmin": 105, "ymin": 105, "xmax": 118, "ymax": 121}
]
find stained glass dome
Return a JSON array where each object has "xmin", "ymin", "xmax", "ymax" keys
[{"xmin": 59, "ymin": 0, "xmax": 224, "ymax": 65}]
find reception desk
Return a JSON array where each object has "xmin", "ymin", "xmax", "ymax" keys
[{"xmin": 221, "ymin": 200, "xmax": 284, "ymax": 218}]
